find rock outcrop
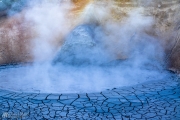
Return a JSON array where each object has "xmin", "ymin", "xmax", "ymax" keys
[{"xmin": 53, "ymin": 24, "xmax": 110, "ymax": 65}]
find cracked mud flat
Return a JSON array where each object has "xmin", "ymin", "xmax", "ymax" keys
[{"xmin": 0, "ymin": 74, "xmax": 179, "ymax": 119}]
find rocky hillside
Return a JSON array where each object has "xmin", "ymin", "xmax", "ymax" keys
[
  {"xmin": 92, "ymin": 0, "xmax": 180, "ymax": 72},
  {"xmin": 138, "ymin": 0, "xmax": 180, "ymax": 72},
  {"xmin": 0, "ymin": 0, "xmax": 179, "ymax": 73}
]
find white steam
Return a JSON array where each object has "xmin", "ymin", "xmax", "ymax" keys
[
  {"xmin": 24, "ymin": 0, "xmax": 73, "ymax": 61},
  {"xmin": 0, "ymin": 0, "xmax": 170, "ymax": 93}
]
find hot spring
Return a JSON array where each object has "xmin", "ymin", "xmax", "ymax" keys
[
  {"xmin": 0, "ymin": 23, "xmax": 171, "ymax": 93},
  {"xmin": 0, "ymin": 0, "xmax": 178, "ymax": 93}
]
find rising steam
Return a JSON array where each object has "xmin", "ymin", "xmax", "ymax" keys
[{"xmin": 0, "ymin": 0, "xmax": 174, "ymax": 93}]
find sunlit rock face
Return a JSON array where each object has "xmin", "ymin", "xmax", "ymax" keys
[
  {"xmin": 144, "ymin": 1, "xmax": 180, "ymax": 73},
  {"xmin": 53, "ymin": 24, "xmax": 110, "ymax": 65},
  {"xmin": 0, "ymin": 0, "xmax": 92, "ymax": 65},
  {"xmin": 169, "ymin": 28, "xmax": 180, "ymax": 73},
  {"xmin": 0, "ymin": 14, "xmax": 34, "ymax": 65}
]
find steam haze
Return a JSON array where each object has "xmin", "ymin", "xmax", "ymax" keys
[{"xmin": 0, "ymin": 0, "xmax": 174, "ymax": 93}]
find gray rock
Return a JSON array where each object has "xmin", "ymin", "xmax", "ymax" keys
[{"xmin": 53, "ymin": 24, "xmax": 109, "ymax": 66}]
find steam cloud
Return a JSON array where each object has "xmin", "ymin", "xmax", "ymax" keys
[{"xmin": 0, "ymin": 0, "xmax": 172, "ymax": 93}]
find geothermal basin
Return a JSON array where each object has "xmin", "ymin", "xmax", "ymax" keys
[
  {"xmin": 0, "ymin": 23, "xmax": 174, "ymax": 93},
  {"xmin": 0, "ymin": 1, "xmax": 180, "ymax": 119},
  {"xmin": 0, "ymin": 0, "xmax": 179, "ymax": 94}
]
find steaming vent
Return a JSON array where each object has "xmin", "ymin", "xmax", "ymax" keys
[
  {"xmin": 0, "ymin": 0, "xmax": 179, "ymax": 93},
  {"xmin": 53, "ymin": 24, "xmax": 110, "ymax": 66}
]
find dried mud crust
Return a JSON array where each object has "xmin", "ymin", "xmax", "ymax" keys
[{"xmin": 0, "ymin": 76, "xmax": 179, "ymax": 119}]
